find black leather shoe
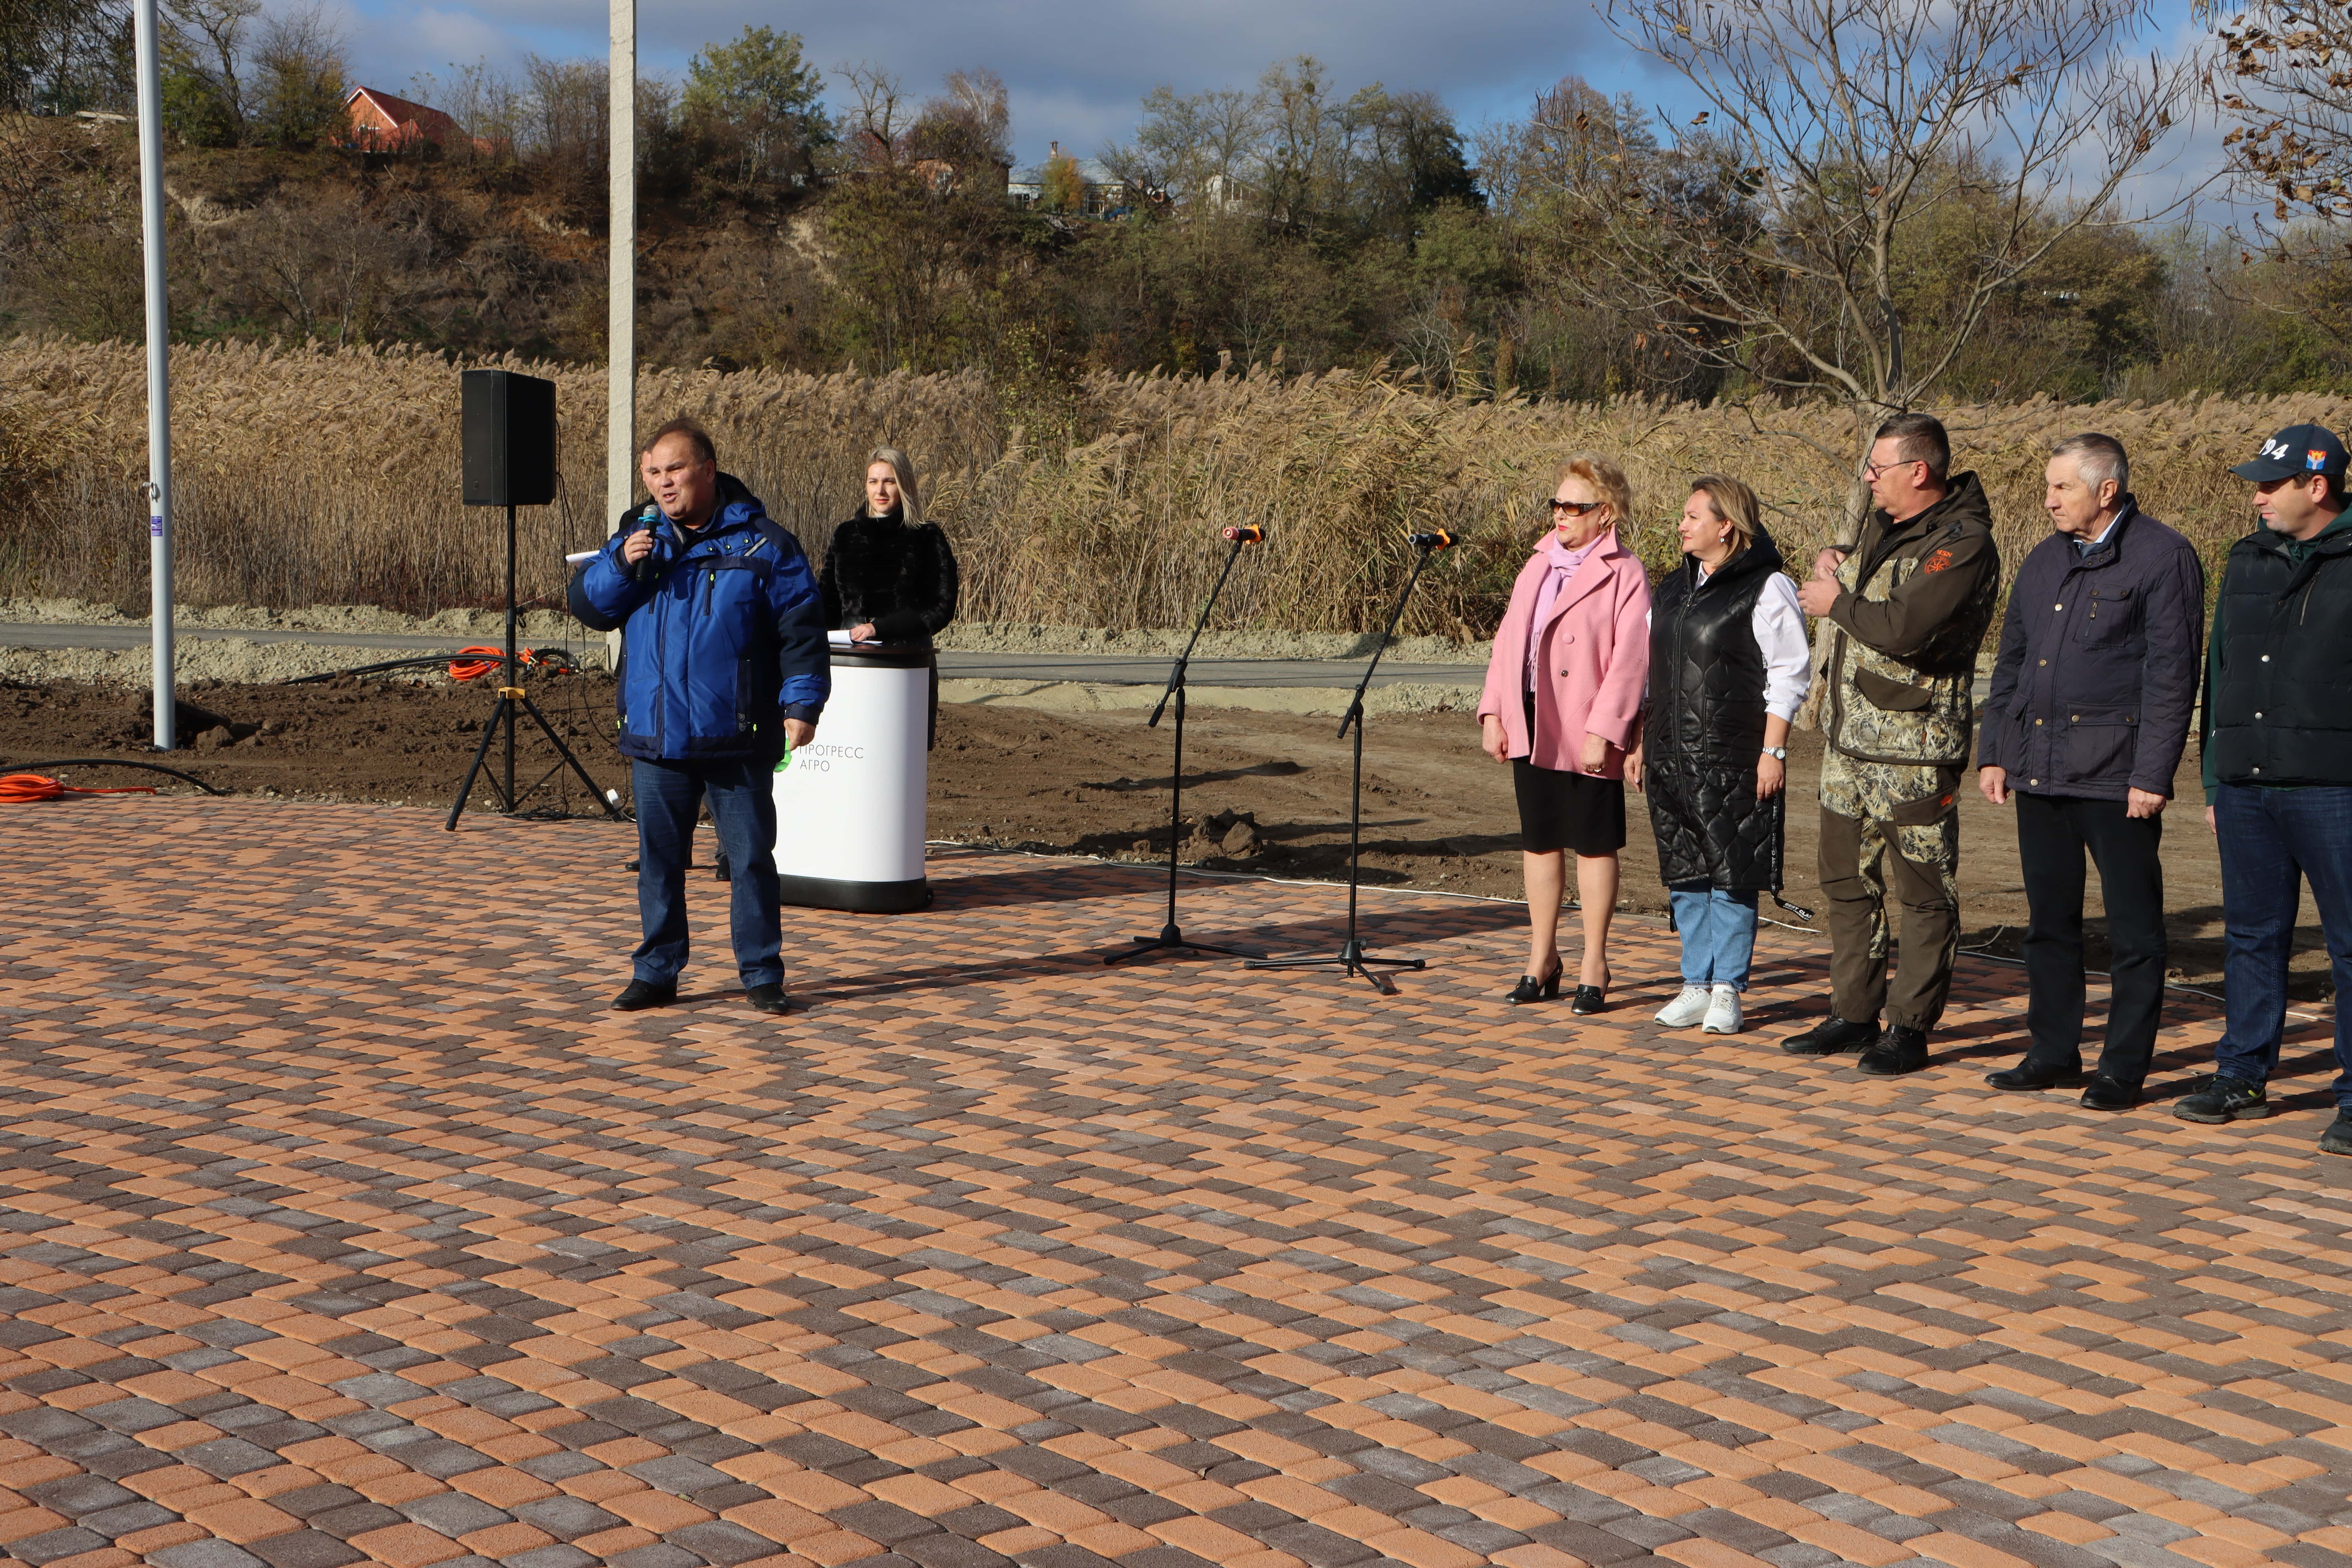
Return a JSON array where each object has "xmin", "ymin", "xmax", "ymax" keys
[
  {"xmin": 1570, "ymin": 982, "xmax": 1608, "ymax": 1015},
  {"xmin": 2080, "ymin": 1076, "xmax": 2139, "ymax": 1111},
  {"xmin": 746, "ymin": 983, "xmax": 789, "ymax": 1015},
  {"xmin": 1856, "ymin": 1024, "xmax": 1930, "ymax": 1076},
  {"xmin": 1985, "ymin": 1061, "xmax": 2083, "ymax": 1092},
  {"xmin": 1504, "ymin": 962, "xmax": 1562, "ymax": 1004},
  {"xmin": 1782, "ymin": 1014, "xmax": 1879, "ymax": 1056},
  {"xmin": 612, "ymin": 979, "xmax": 677, "ymax": 1011}
]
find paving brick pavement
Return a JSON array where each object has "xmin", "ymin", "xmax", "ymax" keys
[{"xmin": 2, "ymin": 797, "xmax": 2350, "ymax": 1568}]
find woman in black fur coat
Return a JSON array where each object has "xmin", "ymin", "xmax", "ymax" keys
[
  {"xmin": 819, "ymin": 447, "xmax": 959, "ymax": 745},
  {"xmin": 819, "ymin": 447, "xmax": 959, "ymax": 645}
]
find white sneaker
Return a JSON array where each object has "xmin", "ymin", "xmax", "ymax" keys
[
  {"xmin": 1702, "ymin": 985, "xmax": 1743, "ymax": 1034},
  {"xmin": 1655, "ymin": 984, "xmax": 1711, "ymax": 1027}
]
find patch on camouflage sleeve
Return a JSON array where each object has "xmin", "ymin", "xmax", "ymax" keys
[{"xmin": 1922, "ymin": 548, "xmax": 1954, "ymax": 572}]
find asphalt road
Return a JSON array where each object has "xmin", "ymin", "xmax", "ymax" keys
[{"xmin": 0, "ymin": 622, "xmax": 1485, "ymax": 689}]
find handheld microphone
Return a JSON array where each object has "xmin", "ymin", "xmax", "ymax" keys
[
  {"xmin": 1408, "ymin": 527, "xmax": 1457, "ymax": 551},
  {"xmin": 631, "ymin": 504, "xmax": 662, "ymax": 584},
  {"xmin": 1222, "ymin": 523, "xmax": 1267, "ymax": 544}
]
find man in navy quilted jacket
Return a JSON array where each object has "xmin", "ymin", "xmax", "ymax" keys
[
  {"xmin": 572, "ymin": 419, "xmax": 830, "ymax": 1015},
  {"xmin": 1976, "ymin": 433, "xmax": 2203, "ymax": 1111}
]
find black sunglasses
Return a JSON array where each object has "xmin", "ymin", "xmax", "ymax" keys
[{"xmin": 1549, "ymin": 499, "xmax": 1604, "ymax": 516}]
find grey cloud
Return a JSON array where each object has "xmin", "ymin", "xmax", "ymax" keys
[{"xmin": 346, "ymin": 0, "xmax": 1628, "ymax": 162}]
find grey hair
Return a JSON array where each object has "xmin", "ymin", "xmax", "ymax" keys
[
  {"xmin": 867, "ymin": 446, "xmax": 921, "ymax": 520},
  {"xmin": 2052, "ymin": 432, "xmax": 2128, "ymax": 496}
]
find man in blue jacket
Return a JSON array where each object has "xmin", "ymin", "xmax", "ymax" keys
[
  {"xmin": 572, "ymin": 419, "xmax": 830, "ymax": 1015},
  {"xmin": 1976, "ymin": 433, "xmax": 2204, "ymax": 1110}
]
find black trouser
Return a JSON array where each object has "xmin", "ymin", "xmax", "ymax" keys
[{"xmin": 2015, "ymin": 791, "xmax": 2166, "ymax": 1086}]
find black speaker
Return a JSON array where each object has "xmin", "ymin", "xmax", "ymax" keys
[{"xmin": 461, "ymin": 369, "xmax": 558, "ymax": 507}]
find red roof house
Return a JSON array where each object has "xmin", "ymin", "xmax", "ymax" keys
[{"xmin": 343, "ymin": 87, "xmax": 473, "ymax": 153}]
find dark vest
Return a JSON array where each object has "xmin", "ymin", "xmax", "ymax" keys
[
  {"xmin": 2209, "ymin": 523, "xmax": 2352, "ymax": 786},
  {"xmin": 1642, "ymin": 536, "xmax": 1787, "ymax": 890}
]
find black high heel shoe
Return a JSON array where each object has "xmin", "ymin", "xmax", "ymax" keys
[
  {"xmin": 1570, "ymin": 973, "xmax": 1610, "ymax": 1015},
  {"xmin": 1504, "ymin": 961, "xmax": 1563, "ymax": 1004}
]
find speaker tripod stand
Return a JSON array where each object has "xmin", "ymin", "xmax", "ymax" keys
[{"xmin": 445, "ymin": 501, "xmax": 623, "ymax": 831}]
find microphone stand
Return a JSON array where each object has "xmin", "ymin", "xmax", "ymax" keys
[
  {"xmin": 1245, "ymin": 538, "xmax": 1441, "ymax": 993},
  {"xmin": 1105, "ymin": 532, "xmax": 1260, "ymax": 964}
]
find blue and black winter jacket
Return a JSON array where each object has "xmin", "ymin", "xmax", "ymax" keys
[{"xmin": 571, "ymin": 473, "xmax": 830, "ymax": 763}]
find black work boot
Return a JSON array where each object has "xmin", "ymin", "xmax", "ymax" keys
[
  {"xmin": 1856, "ymin": 1024, "xmax": 1929, "ymax": 1076},
  {"xmin": 2173, "ymin": 1076, "xmax": 2270, "ymax": 1123},
  {"xmin": 1782, "ymin": 1014, "xmax": 1880, "ymax": 1057}
]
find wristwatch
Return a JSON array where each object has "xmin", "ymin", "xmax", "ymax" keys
[{"xmin": 1762, "ymin": 746, "xmax": 1788, "ymax": 760}]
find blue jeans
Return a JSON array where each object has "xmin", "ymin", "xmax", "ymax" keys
[
  {"xmin": 2213, "ymin": 783, "xmax": 2352, "ymax": 1106},
  {"xmin": 632, "ymin": 757, "xmax": 783, "ymax": 989},
  {"xmin": 1670, "ymin": 882, "xmax": 1759, "ymax": 992}
]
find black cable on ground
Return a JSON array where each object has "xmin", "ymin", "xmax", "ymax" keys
[
  {"xmin": 10, "ymin": 758, "xmax": 226, "ymax": 795},
  {"xmin": 278, "ymin": 649, "xmax": 579, "ymax": 686},
  {"xmin": 280, "ymin": 655, "xmax": 459, "ymax": 684}
]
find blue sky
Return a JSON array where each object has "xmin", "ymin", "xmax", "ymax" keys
[{"xmin": 329, "ymin": 0, "xmax": 2224, "ymax": 205}]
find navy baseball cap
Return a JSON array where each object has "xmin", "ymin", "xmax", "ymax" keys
[{"xmin": 2232, "ymin": 423, "xmax": 2349, "ymax": 482}]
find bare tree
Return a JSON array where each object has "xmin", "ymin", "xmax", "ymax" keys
[
  {"xmin": 2, "ymin": 0, "xmax": 133, "ymax": 114},
  {"xmin": 1104, "ymin": 84, "xmax": 1264, "ymax": 204},
  {"xmin": 936, "ymin": 67, "xmax": 1011, "ymax": 165},
  {"xmin": 517, "ymin": 54, "xmax": 607, "ymax": 186},
  {"xmin": 165, "ymin": 0, "xmax": 260, "ymax": 137},
  {"xmin": 249, "ymin": 4, "xmax": 345, "ymax": 150},
  {"xmin": 837, "ymin": 62, "xmax": 905, "ymax": 168},
  {"xmin": 2204, "ymin": 0, "xmax": 2352, "ymax": 221},
  {"xmin": 409, "ymin": 59, "xmax": 522, "ymax": 163},
  {"xmin": 1549, "ymin": 0, "xmax": 2199, "ymax": 512}
]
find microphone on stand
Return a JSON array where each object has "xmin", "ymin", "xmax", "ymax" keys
[
  {"xmin": 1223, "ymin": 523, "xmax": 1267, "ymax": 543},
  {"xmin": 1407, "ymin": 527, "xmax": 1457, "ymax": 552}
]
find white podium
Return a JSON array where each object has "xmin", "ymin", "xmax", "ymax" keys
[{"xmin": 773, "ymin": 640, "xmax": 932, "ymax": 912}]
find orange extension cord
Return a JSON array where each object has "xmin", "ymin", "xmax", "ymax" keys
[
  {"xmin": 447, "ymin": 646, "xmax": 562, "ymax": 681},
  {"xmin": 0, "ymin": 774, "xmax": 160, "ymax": 803}
]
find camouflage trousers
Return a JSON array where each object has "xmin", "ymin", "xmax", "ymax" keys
[{"xmin": 1818, "ymin": 750, "xmax": 1964, "ymax": 1031}]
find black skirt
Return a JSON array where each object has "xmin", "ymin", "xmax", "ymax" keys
[{"xmin": 1514, "ymin": 692, "xmax": 1626, "ymax": 855}]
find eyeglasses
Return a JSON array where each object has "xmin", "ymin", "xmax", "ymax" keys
[
  {"xmin": 1863, "ymin": 458, "xmax": 1924, "ymax": 481},
  {"xmin": 1550, "ymin": 499, "xmax": 1604, "ymax": 516}
]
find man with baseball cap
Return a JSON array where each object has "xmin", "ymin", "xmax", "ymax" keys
[{"xmin": 2183, "ymin": 422, "xmax": 2352, "ymax": 1155}]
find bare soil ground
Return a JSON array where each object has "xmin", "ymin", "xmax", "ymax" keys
[{"xmin": 0, "ymin": 674, "xmax": 2325, "ymax": 996}]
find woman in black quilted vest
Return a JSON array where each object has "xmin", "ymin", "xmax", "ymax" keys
[
  {"xmin": 1628, "ymin": 476, "xmax": 1811, "ymax": 1036},
  {"xmin": 818, "ymin": 446, "xmax": 960, "ymax": 744}
]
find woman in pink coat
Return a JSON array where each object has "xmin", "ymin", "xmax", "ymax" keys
[{"xmin": 1479, "ymin": 454, "xmax": 1653, "ymax": 1013}]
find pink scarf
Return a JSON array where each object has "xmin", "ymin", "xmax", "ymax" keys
[{"xmin": 1526, "ymin": 530, "xmax": 1606, "ymax": 691}]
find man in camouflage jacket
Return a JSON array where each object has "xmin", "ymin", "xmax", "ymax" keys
[{"xmin": 1787, "ymin": 413, "xmax": 2002, "ymax": 1075}]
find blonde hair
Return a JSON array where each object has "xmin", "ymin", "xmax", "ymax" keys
[
  {"xmin": 866, "ymin": 446, "xmax": 921, "ymax": 520},
  {"xmin": 1687, "ymin": 474, "xmax": 1760, "ymax": 557},
  {"xmin": 1557, "ymin": 452, "xmax": 1632, "ymax": 531}
]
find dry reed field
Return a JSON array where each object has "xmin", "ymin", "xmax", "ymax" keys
[{"xmin": 0, "ymin": 337, "xmax": 2312, "ymax": 635}]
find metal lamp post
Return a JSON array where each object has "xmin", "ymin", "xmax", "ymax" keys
[
  {"xmin": 609, "ymin": 0, "xmax": 635, "ymax": 524},
  {"xmin": 133, "ymin": 0, "xmax": 175, "ymax": 748}
]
